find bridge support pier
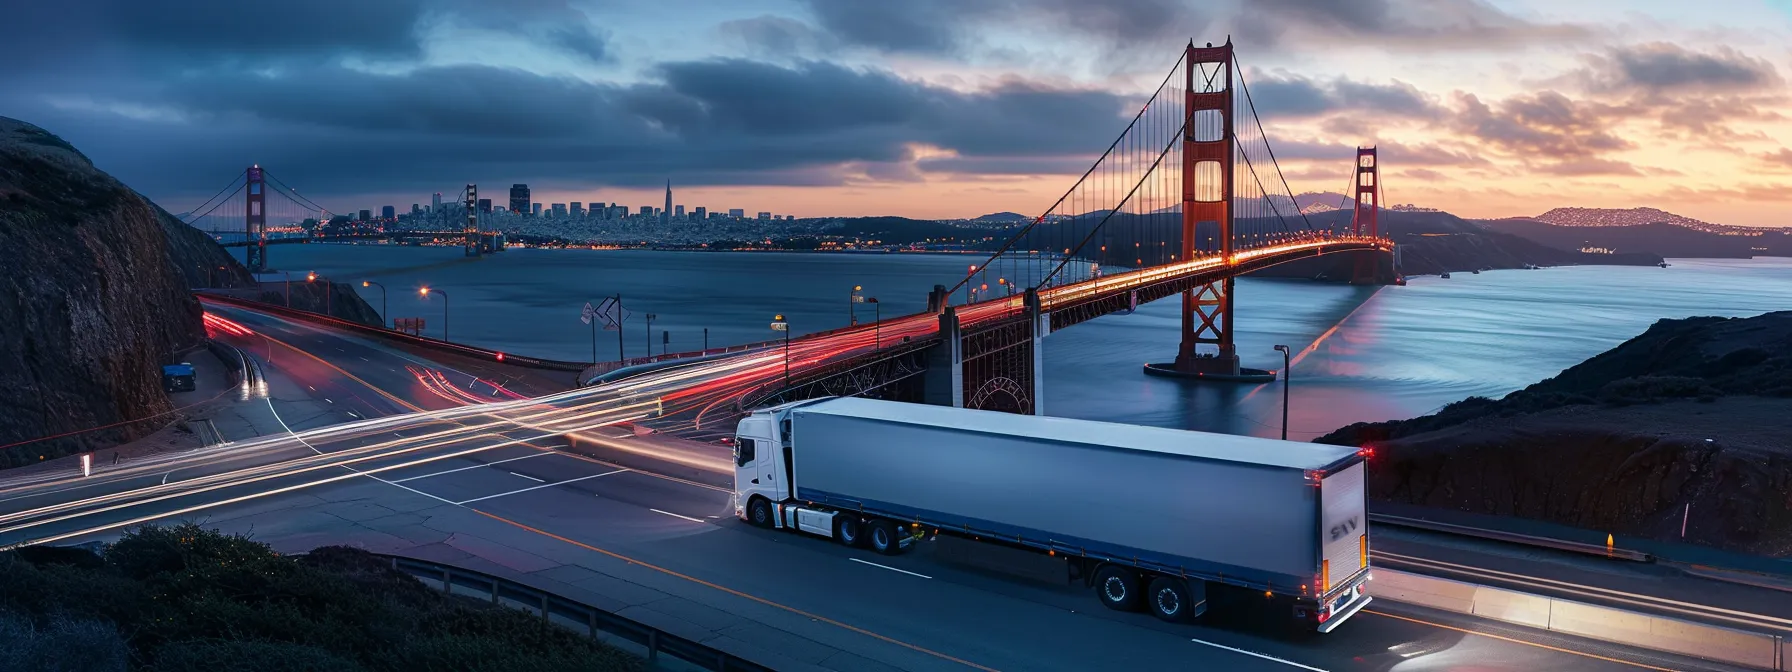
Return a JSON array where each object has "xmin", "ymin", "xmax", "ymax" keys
[{"xmin": 922, "ymin": 306, "xmax": 963, "ymax": 408}]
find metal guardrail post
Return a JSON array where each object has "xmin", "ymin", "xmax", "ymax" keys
[
  {"xmin": 442, "ymin": 567, "xmax": 452, "ymax": 593},
  {"xmin": 647, "ymin": 630, "xmax": 659, "ymax": 664},
  {"xmin": 542, "ymin": 594, "xmax": 550, "ymax": 623},
  {"xmin": 491, "ymin": 578, "xmax": 500, "ymax": 604}
]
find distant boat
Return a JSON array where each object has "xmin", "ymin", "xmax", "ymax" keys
[
  {"xmin": 1440, "ymin": 272, "xmax": 1452, "ymax": 279},
  {"xmin": 1471, "ymin": 269, "xmax": 1480, "ymax": 274},
  {"xmin": 1394, "ymin": 275, "xmax": 1408, "ymax": 286},
  {"xmin": 1659, "ymin": 261, "xmax": 1671, "ymax": 268}
]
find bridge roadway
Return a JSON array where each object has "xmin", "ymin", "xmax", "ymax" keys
[{"xmin": 0, "ymin": 287, "xmax": 1768, "ymax": 671}]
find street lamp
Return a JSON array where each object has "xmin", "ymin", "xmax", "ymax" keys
[
  {"xmin": 966, "ymin": 265, "xmax": 978, "ymax": 304},
  {"xmin": 867, "ymin": 297, "xmax": 881, "ymax": 348},
  {"xmin": 361, "ymin": 280, "xmax": 386, "ymax": 328},
  {"xmin": 1273, "ymin": 344, "xmax": 1291, "ymax": 441},
  {"xmin": 849, "ymin": 285, "xmax": 863, "ymax": 326},
  {"xmin": 771, "ymin": 314, "xmax": 790, "ymax": 386},
  {"xmin": 645, "ymin": 313, "xmax": 657, "ymax": 359},
  {"xmin": 307, "ymin": 271, "xmax": 331, "ymax": 317},
  {"xmin": 420, "ymin": 286, "xmax": 448, "ymax": 342}
]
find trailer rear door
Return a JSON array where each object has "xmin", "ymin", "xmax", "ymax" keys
[{"xmin": 1319, "ymin": 461, "xmax": 1367, "ymax": 593}]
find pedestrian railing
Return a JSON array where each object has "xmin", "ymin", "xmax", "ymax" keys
[{"xmin": 379, "ymin": 554, "xmax": 775, "ymax": 672}]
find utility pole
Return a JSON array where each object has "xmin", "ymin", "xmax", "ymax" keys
[{"xmin": 1273, "ymin": 345, "xmax": 1291, "ymax": 441}]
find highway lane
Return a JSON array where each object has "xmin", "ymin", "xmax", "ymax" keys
[
  {"xmin": 0, "ymin": 291, "xmax": 1770, "ymax": 669},
  {"xmin": 6, "ymin": 430, "xmax": 1724, "ymax": 671}
]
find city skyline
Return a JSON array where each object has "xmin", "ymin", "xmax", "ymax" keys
[{"xmin": 2, "ymin": 2, "xmax": 1790, "ymax": 226}]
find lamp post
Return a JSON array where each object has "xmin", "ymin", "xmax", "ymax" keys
[
  {"xmin": 1273, "ymin": 344, "xmax": 1291, "ymax": 441},
  {"xmin": 965, "ymin": 265, "xmax": 978, "ymax": 304},
  {"xmin": 306, "ymin": 271, "xmax": 331, "ymax": 317},
  {"xmin": 421, "ymin": 287, "xmax": 448, "ymax": 342},
  {"xmin": 645, "ymin": 313, "xmax": 657, "ymax": 359},
  {"xmin": 281, "ymin": 271, "xmax": 292, "ymax": 307},
  {"xmin": 867, "ymin": 297, "xmax": 881, "ymax": 348},
  {"xmin": 849, "ymin": 285, "xmax": 863, "ymax": 326},
  {"xmin": 361, "ymin": 280, "xmax": 386, "ymax": 327},
  {"xmin": 771, "ymin": 314, "xmax": 790, "ymax": 386}
]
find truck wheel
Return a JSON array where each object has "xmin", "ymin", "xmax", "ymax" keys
[
  {"xmin": 747, "ymin": 497, "xmax": 775, "ymax": 529},
  {"xmin": 866, "ymin": 519, "xmax": 902, "ymax": 555},
  {"xmin": 835, "ymin": 516, "xmax": 864, "ymax": 547},
  {"xmin": 1147, "ymin": 576, "xmax": 1195, "ymax": 623},
  {"xmin": 1094, "ymin": 565, "xmax": 1142, "ymax": 612}
]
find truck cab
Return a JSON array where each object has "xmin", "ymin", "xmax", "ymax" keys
[{"xmin": 732, "ymin": 405, "xmax": 792, "ymax": 524}]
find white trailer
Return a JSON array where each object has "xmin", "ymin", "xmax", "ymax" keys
[{"xmin": 732, "ymin": 397, "xmax": 1372, "ymax": 631}]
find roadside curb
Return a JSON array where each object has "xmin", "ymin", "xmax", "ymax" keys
[{"xmin": 1376, "ymin": 568, "xmax": 1787, "ymax": 670}]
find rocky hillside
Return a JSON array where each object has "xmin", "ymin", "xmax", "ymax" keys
[
  {"xmin": 1252, "ymin": 210, "xmax": 1662, "ymax": 280},
  {"xmin": 1320, "ymin": 312, "xmax": 1792, "ymax": 555},
  {"xmin": 0, "ymin": 118, "xmax": 216, "ymax": 466}
]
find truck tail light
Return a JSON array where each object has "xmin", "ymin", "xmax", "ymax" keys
[{"xmin": 1322, "ymin": 560, "xmax": 1330, "ymax": 593}]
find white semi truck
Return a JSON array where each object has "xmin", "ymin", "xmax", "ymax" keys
[{"xmin": 732, "ymin": 397, "xmax": 1372, "ymax": 632}]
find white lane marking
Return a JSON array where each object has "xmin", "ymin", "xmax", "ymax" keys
[
  {"xmin": 454, "ymin": 468, "xmax": 629, "ymax": 505},
  {"xmin": 509, "ymin": 471, "xmax": 546, "ymax": 483},
  {"xmin": 307, "ymin": 385, "xmax": 316, "ymax": 391},
  {"xmin": 268, "ymin": 398, "xmax": 323, "ymax": 455},
  {"xmin": 161, "ymin": 472, "xmax": 172, "ymax": 485},
  {"xmin": 849, "ymin": 558, "xmax": 932, "ymax": 579},
  {"xmin": 347, "ymin": 411, "xmax": 360, "ymax": 418},
  {"xmin": 359, "ymin": 356, "xmax": 370, "ymax": 362},
  {"xmin": 650, "ymin": 509, "xmax": 705, "ymax": 523},
  {"xmin": 1189, "ymin": 639, "xmax": 1327, "ymax": 672},
  {"xmin": 325, "ymin": 398, "xmax": 333, "ymax": 404},
  {"xmin": 390, "ymin": 452, "xmax": 552, "ymax": 483},
  {"xmin": 365, "ymin": 473, "xmax": 460, "ymax": 506}
]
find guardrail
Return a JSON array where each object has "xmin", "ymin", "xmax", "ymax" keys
[
  {"xmin": 196, "ymin": 291, "xmax": 589, "ymax": 373},
  {"xmin": 578, "ymin": 340, "xmax": 786, "ymax": 385},
  {"xmin": 379, "ymin": 554, "xmax": 775, "ymax": 671},
  {"xmin": 1376, "ymin": 569, "xmax": 1786, "ymax": 670},
  {"xmin": 1370, "ymin": 513, "xmax": 1653, "ymax": 562}
]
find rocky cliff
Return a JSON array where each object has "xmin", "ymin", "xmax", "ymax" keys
[
  {"xmin": 0, "ymin": 118, "xmax": 216, "ymax": 467},
  {"xmin": 1320, "ymin": 312, "xmax": 1792, "ymax": 555}
]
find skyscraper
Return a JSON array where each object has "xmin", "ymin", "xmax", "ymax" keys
[
  {"xmin": 661, "ymin": 179, "xmax": 672, "ymax": 229},
  {"xmin": 381, "ymin": 205, "xmax": 395, "ymax": 219},
  {"xmin": 693, "ymin": 206, "xmax": 706, "ymax": 221},
  {"xmin": 359, "ymin": 209, "xmax": 372, "ymax": 221},
  {"xmin": 509, "ymin": 184, "xmax": 531, "ymax": 216},
  {"xmin": 411, "ymin": 203, "xmax": 421, "ymax": 216},
  {"xmin": 532, "ymin": 203, "xmax": 542, "ymax": 216},
  {"xmin": 551, "ymin": 203, "xmax": 566, "ymax": 218},
  {"xmin": 728, "ymin": 208, "xmax": 744, "ymax": 219},
  {"xmin": 432, "ymin": 192, "xmax": 442, "ymax": 212},
  {"xmin": 570, "ymin": 201, "xmax": 583, "ymax": 218},
  {"xmin": 477, "ymin": 198, "xmax": 491, "ymax": 213}
]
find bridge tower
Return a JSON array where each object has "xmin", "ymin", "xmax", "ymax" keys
[
  {"xmin": 464, "ymin": 184, "xmax": 481, "ymax": 257},
  {"xmin": 1350, "ymin": 147, "xmax": 1388, "ymax": 285},
  {"xmin": 245, "ymin": 165, "xmax": 267, "ymax": 272},
  {"xmin": 1171, "ymin": 41, "xmax": 1243, "ymax": 378}
]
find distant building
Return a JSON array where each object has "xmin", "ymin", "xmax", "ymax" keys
[
  {"xmin": 571, "ymin": 202, "xmax": 585, "ymax": 218},
  {"xmin": 757, "ymin": 212, "xmax": 771, "ymax": 220},
  {"xmin": 674, "ymin": 204, "xmax": 685, "ymax": 219},
  {"xmin": 381, "ymin": 205, "xmax": 395, "ymax": 219},
  {"xmin": 411, "ymin": 203, "xmax": 421, "ymax": 215},
  {"xmin": 662, "ymin": 180, "xmax": 672, "ymax": 229},
  {"xmin": 728, "ymin": 208, "xmax": 745, "ymax": 219},
  {"xmin": 640, "ymin": 205, "xmax": 655, "ymax": 218},
  {"xmin": 551, "ymin": 203, "xmax": 567, "ymax": 217},
  {"xmin": 477, "ymin": 198, "xmax": 491, "ymax": 213},
  {"xmin": 510, "ymin": 184, "xmax": 531, "ymax": 216},
  {"xmin": 693, "ymin": 206, "xmax": 706, "ymax": 221},
  {"xmin": 615, "ymin": 205, "xmax": 630, "ymax": 217},
  {"xmin": 358, "ymin": 209, "xmax": 372, "ymax": 222},
  {"xmin": 432, "ymin": 193, "xmax": 442, "ymax": 212},
  {"xmin": 532, "ymin": 203, "xmax": 542, "ymax": 216}
]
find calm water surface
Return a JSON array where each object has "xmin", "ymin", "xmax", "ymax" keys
[{"xmin": 258, "ymin": 245, "xmax": 1792, "ymax": 440}]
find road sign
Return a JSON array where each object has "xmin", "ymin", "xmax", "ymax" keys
[{"xmin": 594, "ymin": 297, "xmax": 629, "ymax": 331}]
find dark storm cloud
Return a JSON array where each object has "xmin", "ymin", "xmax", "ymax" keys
[
  {"xmin": 1578, "ymin": 43, "xmax": 1783, "ymax": 94},
  {"xmin": 1245, "ymin": 73, "xmax": 1442, "ymax": 120},
  {"xmin": 0, "ymin": 0, "xmax": 429, "ymax": 66},
  {"xmin": 1237, "ymin": 0, "xmax": 1585, "ymax": 49},
  {"xmin": 9, "ymin": 56, "xmax": 1127, "ymax": 202},
  {"xmin": 799, "ymin": 0, "xmax": 1208, "ymax": 55}
]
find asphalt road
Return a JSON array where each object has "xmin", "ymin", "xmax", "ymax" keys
[{"xmin": 0, "ymin": 302, "xmax": 1767, "ymax": 671}]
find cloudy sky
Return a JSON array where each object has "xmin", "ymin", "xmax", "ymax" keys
[{"xmin": 5, "ymin": 1, "xmax": 1791, "ymax": 226}]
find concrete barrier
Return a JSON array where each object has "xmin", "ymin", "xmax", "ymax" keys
[{"xmin": 1376, "ymin": 569, "xmax": 1785, "ymax": 670}]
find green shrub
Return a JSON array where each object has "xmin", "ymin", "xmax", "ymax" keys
[
  {"xmin": 0, "ymin": 610, "xmax": 129, "ymax": 672},
  {"xmin": 148, "ymin": 638, "xmax": 363, "ymax": 672}
]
